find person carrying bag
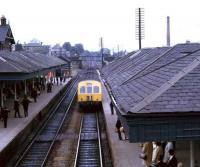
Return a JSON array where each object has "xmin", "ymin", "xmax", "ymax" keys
[{"xmin": 139, "ymin": 142, "xmax": 153, "ymax": 167}]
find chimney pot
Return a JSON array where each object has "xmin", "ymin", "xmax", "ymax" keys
[{"xmin": 1, "ymin": 16, "xmax": 7, "ymax": 26}]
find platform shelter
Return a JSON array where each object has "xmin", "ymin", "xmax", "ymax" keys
[
  {"xmin": 101, "ymin": 43, "xmax": 200, "ymax": 166},
  {"xmin": 0, "ymin": 51, "xmax": 70, "ymax": 108}
]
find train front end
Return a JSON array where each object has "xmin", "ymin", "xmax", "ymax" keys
[{"xmin": 77, "ymin": 80, "xmax": 102, "ymax": 109}]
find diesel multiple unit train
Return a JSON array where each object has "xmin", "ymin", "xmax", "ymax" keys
[{"xmin": 77, "ymin": 79, "xmax": 102, "ymax": 107}]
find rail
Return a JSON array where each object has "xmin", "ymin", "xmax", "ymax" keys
[
  {"xmin": 14, "ymin": 77, "xmax": 78, "ymax": 167},
  {"xmin": 74, "ymin": 112, "xmax": 103, "ymax": 167}
]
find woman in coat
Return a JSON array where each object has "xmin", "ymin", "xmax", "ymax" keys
[{"xmin": 142, "ymin": 142, "xmax": 153, "ymax": 167}]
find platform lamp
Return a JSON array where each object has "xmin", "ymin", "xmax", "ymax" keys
[{"xmin": 135, "ymin": 8, "xmax": 145, "ymax": 50}]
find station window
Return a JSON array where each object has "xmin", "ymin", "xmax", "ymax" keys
[
  {"xmin": 80, "ymin": 86, "xmax": 85, "ymax": 93},
  {"xmin": 93, "ymin": 86, "xmax": 99, "ymax": 93}
]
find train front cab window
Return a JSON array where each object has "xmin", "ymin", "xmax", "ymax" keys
[
  {"xmin": 93, "ymin": 86, "xmax": 99, "ymax": 93},
  {"xmin": 80, "ymin": 86, "xmax": 86, "ymax": 93},
  {"xmin": 87, "ymin": 83, "xmax": 92, "ymax": 93}
]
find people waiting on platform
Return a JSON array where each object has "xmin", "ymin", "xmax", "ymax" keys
[
  {"xmin": 56, "ymin": 77, "xmax": 59, "ymax": 86},
  {"xmin": 152, "ymin": 142, "xmax": 163, "ymax": 165},
  {"xmin": 35, "ymin": 81, "xmax": 41, "ymax": 93},
  {"xmin": 163, "ymin": 142, "xmax": 174, "ymax": 163},
  {"xmin": 110, "ymin": 101, "xmax": 114, "ymax": 115},
  {"xmin": 141, "ymin": 142, "xmax": 153, "ymax": 167},
  {"xmin": 40, "ymin": 78, "xmax": 46, "ymax": 91},
  {"xmin": 0, "ymin": 106, "xmax": 10, "ymax": 128},
  {"xmin": 140, "ymin": 142, "xmax": 179, "ymax": 167},
  {"xmin": 115, "ymin": 119, "xmax": 122, "ymax": 140},
  {"xmin": 14, "ymin": 97, "xmax": 21, "ymax": 118},
  {"xmin": 153, "ymin": 155, "xmax": 167, "ymax": 167},
  {"xmin": 120, "ymin": 126, "xmax": 128, "ymax": 140},
  {"xmin": 31, "ymin": 88, "xmax": 38, "ymax": 102},
  {"xmin": 50, "ymin": 77, "xmax": 53, "ymax": 84},
  {"xmin": 166, "ymin": 149, "xmax": 177, "ymax": 167},
  {"xmin": 60, "ymin": 76, "xmax": 63, "ymax": 85},
  {"xmin": 21, "ymin": 95, "xmax": 31, "ymax": 117},
  {"xmin": 47, "ymin": 82, "xmax": 52, "ymax": 93}
]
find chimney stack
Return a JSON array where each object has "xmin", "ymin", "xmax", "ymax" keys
[
  {"xmin": 1, "ymin": 16, "xmax": 7, "ymax": 26},
  {"xmin": 167, "ymin": 16, "xmax": 170, "ymax": 47}
]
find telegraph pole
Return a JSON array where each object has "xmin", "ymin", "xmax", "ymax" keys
[
  {"xmin": 100, "ymin": 37, "xmax": 104, "ymax": 68},
  {"xmin": 117, "ymin": 44, "xmax": 120, "ymax": 57},
  {"xmin": 167, "ymin": 16, "xmax": 171, "ymax": 47},
  {"xmin": 135, "ymin": 8, "xmax": 144, "ymax": 50}
]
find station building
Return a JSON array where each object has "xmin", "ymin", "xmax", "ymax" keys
[
  {"xmin": 101, "ymin": 43, "xmax": 200, "ymax": 165},
  {"xmin": 0, "ymin": 16, "xmax": 70, "ymax": 109}
]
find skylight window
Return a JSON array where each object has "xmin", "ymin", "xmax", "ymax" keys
[
  {"xmin": 129, "ymin": 50, "xmax": 141, "ymax": 59},
  {"xmin": 180, "ymin": 53, "xmax": 189, "ymax": 56},
  {"xmin": 0, "ymin": 56, "xmax": 6, "ymax": 62},
  {"xmin": 20, "ymin": 53, "xmax": 28, "ymax": 59}
]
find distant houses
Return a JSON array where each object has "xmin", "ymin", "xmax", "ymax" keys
[
  {"xmin": 0, "ymin": 16, "xmax": 71, "ymax": 79},
  {"xmin": 50, "ymin": 44, "xmax": 70, "ymax": 57},
  {"xmin": 23, "ymin": 39, "xmax": 50, "ymax": 55}
]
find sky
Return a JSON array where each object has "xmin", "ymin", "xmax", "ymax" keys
[{"xmin": 1, "ymin": 0, "xmax": 200, "ymax": 52}]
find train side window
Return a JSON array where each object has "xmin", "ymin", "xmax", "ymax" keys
[
  {"xmin": 93, "ymin": 86, "xmax": 99, "ymax": 93},
  {"xmin": 80, "ymin": 86, "xmax": 85, "ymax": 93}
]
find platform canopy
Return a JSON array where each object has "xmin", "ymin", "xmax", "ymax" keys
[
  {"xmin": 101, "ymin": 43, "xmax": 200, "ymax": 142},
  {"xmin": 0, "ymin": 51, "xmax": 69, "ymax": 80}
]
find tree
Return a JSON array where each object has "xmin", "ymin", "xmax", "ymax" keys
[
  {"xmin": 62, "ymin": 42, "xmax": 71, "ymax": 51},
  {"xmin": 74, "ymin": 43, "xmax": 84, "ymax": 55},
  {"xmin": 15, "ymin": 43, "xmax": 23, "ymax": 51},
  {"xmin": 102, "ymin": 48, "xmax": 111, "ymax": 55}
]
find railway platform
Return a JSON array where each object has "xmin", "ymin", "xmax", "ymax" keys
[
  {"xmin": 101, "ymin": 82, "xmax": 143, "ymax": 167},
  {"xmin": 0, "ymin": 79, "xmax": 71, "ymax": 166}
]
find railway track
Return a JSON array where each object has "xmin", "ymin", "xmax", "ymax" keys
[
  {"xmin": 13, "ymin": 69, "xmax": 112, "ymax": 167},
  {"xmin": 74, "ymin": 112, "xmax": 103, "ymax": 167},
  {"xmin": 14, "ymin": 77, "xmax": 79, "ymax": 167}
]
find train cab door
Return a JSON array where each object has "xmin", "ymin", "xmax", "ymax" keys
[{"xmin": 86, "ymin": 83, "xmax": 92, "ymax": 101}]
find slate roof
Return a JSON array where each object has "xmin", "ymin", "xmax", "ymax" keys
[
  {"xmin": 102, "ymin": 47, "xmax": 170, "ymax": 88},
  {"xmin": 101, "ymin": 43, "xmax": 200, "ymax": 114},
  {"xmin": 57, "ymin": 55, "xmax": 71, "ymax": 63},
  {"xmin": 0, "ymin": 51, "xmax": 67, "ymax": 74},
  {"xmin": 0, "ymin": 25, "xmax": 15, "ymax": 43},
  {"xmin": 140, "ymin": 55, "xmax": 200, "ymax": 113}
]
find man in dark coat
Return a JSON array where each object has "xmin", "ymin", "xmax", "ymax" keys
[
  {"xmin": 31, "ymin": 88, "xmax": 37, "ymax": 102},
  {"xmin": 14, "ymin": 97, "xmax": 21, "ymax": 118},
  {"xmin": 60, "ymin": 76, "xmax": 63, "ymax": 85},
  {"xmin": 47, "ymin": 82, "xmax": 52, "ymax": 93},
  {"xmin": 21, "ymin": 95, "xmax": 31, "ymax": 117},
  {"xmin": 167, "ymin": 149, "xmax": 178, "ymax": 167},
  {"xmin": 115, "ymin": 119, "xmax": 122, "ymax": 140},
  {"xmin": 155, "ymin": 155, "xmax": 167, "ymax": 167},
  {"xmin": 1, "ymin": 107, "xmax": 10, "ymax": 128},
  {"xmin": 110, "ymin": 101, "xmax": 114, "ymax": 115}
]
